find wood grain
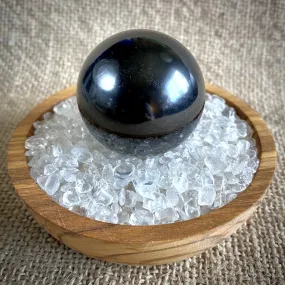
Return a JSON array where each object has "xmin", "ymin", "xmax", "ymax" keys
[{"xmin": 7, "ymin": 84, "xmax": 277, "ymax": 265}]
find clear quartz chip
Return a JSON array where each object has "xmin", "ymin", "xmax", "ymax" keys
[
  {"xmin": 181, "ymin": 190, "xmax": 198, "ymax": 205},
  {"xmin": 165, "ymin": 188, "xmax": 180, "ymax": 207},
  {"xmin": 48, "ymin": 143, "xmax": 63, "ymax": 157},
  {"xmin": 198, "ymin": 186, "xmax": 216, "ymax": 206},
  {"xmin": 92, "ymin": 150, "xmax": 107, "ymax": 165},
  {"xmin": 60, "ymin": 183, "xmax": 76, "ymax": 193},
  {"xmin": 237, "ymin": 139, "xmax": 250, "ymax": 153},
  {"xmin": 76, "ymin": 182, "xmax": 92, "ymax": 195},
  {"xmin": 155, "ymin": 208, "xmax": 179, "ymax": 223},
  {"xmin": 62, "ymin": 190, "xmax": 80, "ymax": 207},
  {"xmin": 130, "ymin": 209, "xmax": 154, "ymax": 225},
  {"xmin": 94, "ymin": 189, "xmax": 113, "ymax": 206},
  {"xmin": 37, "ymin": 154, "xmax": 54, "ymax": 169},
  {"xmin": 173, "ymin": 175, "xmax": 189, "ymax": 193},
  {"xmin": 44, "ymin": 164, "xmax": 57, "ymax": 175},
  {"xmin": 45, "ymin": 174, "xmax": 60, "ymax": 195},
  {"xmin": 124, "ymin": 190, "xmax": 137, "ymax": 208},
  {"xmin": 227, "ymin": 144, "xmax": 239, "ymax": 158},
  {"xmin": 25, "ymin": 137, "xmax": 47, "ymax": 150},
  {"xmin": 200, "ymin": 168, "xmax": 214, "ymax": 186},
  {"xmin": 102, "ymin": 164, "xmax": 114, "ymax": 183},
  {"xmin": 185, "ymin": 204, "xmax": 200, "ymax": 218},
  {"xmin": 118, "ymin": 212, "xmax": 130, "ymax": 224},
  {"xmin": 147, "ymin": 194, "xmax": 166, "ymax": 213},
  {"xmin": 95, "ymin": 206, "xmax": 118, "ymax": 223},
  {"xmin": 134, "ymin": 184, "xmax": 159, "ymax": 200},
  {"xmin": 114, "ymin": 161, "xmax": 135, "ymax": 180},
  {"xmin": 30, "ymin": 168, "xmax": 40, "ymax": 181},
  {"xmin": 204, "ymin": 156, "xmax": 227, "ymax": 175},
  {"xmin": 111, "ymin": 202, "xmax": 120, "ymax": 215},
  {"xmin": 60, "ymin": 168, "xmax": 78, "ymax": 183},
  {"xmin": 236, "ymin": 122, "xmax": 248, "ymax": 137},
  {"xmin": 36, "ymin": 175, "xmax": 48, "ymax": 190},
  {"xmin": 53, "ymin": 100, "xmax": 73, "ymax": 117},
  {"xmin": 118, "ymin": 188, "xmax": 126, "ymax": 206},
  {"xmin": 71, "ymin": 148, "xmax": 93, "ymax": 163},
  {"xmin": 113, "ymin": 178, "xmax": 129, "ymax": 189},
  {"xmin": 56, "ymin": 154, "xmax": 78, "ymax": 168}
]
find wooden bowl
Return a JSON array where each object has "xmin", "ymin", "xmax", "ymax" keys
[{"xmin": 7, "ymin": 84, "xmax": 277, "ymax": 265}]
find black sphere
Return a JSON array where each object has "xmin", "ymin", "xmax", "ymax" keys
[{"xmin": 77, "ymin": 30, "xmax": 205, "ymax": 156}]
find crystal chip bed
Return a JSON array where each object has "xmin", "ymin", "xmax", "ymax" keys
[
  {"xmin": 7, "ymin": 84, "xmax": 276, "ymax": 265},
  {"xmin": 26, "ymin": 93, "xmax": 258, "ymax": 226}
]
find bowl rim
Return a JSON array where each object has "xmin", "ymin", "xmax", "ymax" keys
[{"xmin": 7, "ymin": 84, "xmax": 277, "ymax": 245}]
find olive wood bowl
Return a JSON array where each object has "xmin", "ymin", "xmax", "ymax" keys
[{"xmin": 7, "ymin": 84, "xmax": 277, "ymax": 265}]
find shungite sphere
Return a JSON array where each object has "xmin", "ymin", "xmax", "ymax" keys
[{"xmin": 77, "ymin": 30, "xmax": 205, "ymax": 156}]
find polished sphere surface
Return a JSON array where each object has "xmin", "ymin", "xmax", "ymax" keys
[{"xmin": 77, "ymin": 29, "xmax": 205, "ymax": 156}]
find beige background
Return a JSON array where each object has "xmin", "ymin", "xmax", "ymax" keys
[{"xmin": 1, "ymin": 0, "xmax": 285, "ymax": 284}]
